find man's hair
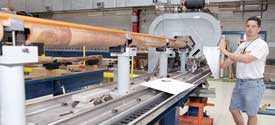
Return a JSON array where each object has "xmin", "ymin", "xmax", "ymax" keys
[{"xmin": 246, "ymin": 16, "xmax": 261, "ymax": 27}]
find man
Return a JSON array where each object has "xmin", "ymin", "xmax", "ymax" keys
[{"xmin": 219, "ymin": 16, "xmax": 269, "ymax": 125}]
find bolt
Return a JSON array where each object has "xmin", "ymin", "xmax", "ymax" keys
[{"xmin": 22, "ymin": 48, "xmax": 30, "ymax": 53}]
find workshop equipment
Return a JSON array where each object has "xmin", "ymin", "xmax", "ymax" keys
[
  {"xmin": 180, "ymin": 97, "xmax": 214, "ymax": 125},
  {"xmin": 0, "ymin": 0, "xmax": 221, "ymax": 124}
]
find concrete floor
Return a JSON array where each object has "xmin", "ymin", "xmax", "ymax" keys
[
  {"xmin": 207, "ymin": 80, "xmax": 275, "ymax": 125},
  {"xmin": 181, "ymin": 80, "xmax": 275, "ymax": 125}
]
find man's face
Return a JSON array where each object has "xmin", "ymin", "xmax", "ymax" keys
[{"xmin": 245, "ymin": 20, "xmax": 261, "ymax": 38}]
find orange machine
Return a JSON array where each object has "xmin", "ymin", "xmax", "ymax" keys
[{"xmin": 180, "ymin": 99, "xmax": 214, "ymax": 125}]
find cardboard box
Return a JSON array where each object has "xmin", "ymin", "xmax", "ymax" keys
[
  {"xmin": 31, "ymin": 68, "xmax": 70, "ymax": 77},
  {"xmin": 67, "ymin": 64, "xmax": 86, "ymax": 72},
  {"xmin": 86, "ymin": 65, "xmax": 98, "ymax": 71},
  {"xmin": 67, "ymin": 64, "xmax": 98, "ymax": 72}
]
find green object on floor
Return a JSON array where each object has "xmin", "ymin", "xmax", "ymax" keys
[{"xmin": 258, "ymin": 109, "xmax": 275, "ymax": 115}]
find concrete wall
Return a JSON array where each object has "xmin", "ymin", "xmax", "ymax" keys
[
  {"xmin": 216, "ymin": 4, "xmax": 275, "ymax": 59},
  {"xmin": 48, "ymin": 10, "xmax": 132, "ymax": 31},
  {"xmin": 38, "ymin": 8, "xmax": 158, "ymax": 33},
  {"xmin": 0, "ymin": 0, "xmax": 243, "ymax": 12},
  {"xmin": 1, "ymin": 0, "xmax": 275, "ymax": 59},
  {"xmin": 0, "ymin": 0, "xmax": 26, "ymax": 10},
  {"xmin": 0, "ymin": 0, "xmax": 162, "ymax": 12}
]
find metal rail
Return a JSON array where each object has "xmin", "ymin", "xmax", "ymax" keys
[
  {"xmin": 130, "ymin": 69, "xmax": 210, "ymax": 125},
  {"xmin": 101, "ymin": 68, "xmax": 210, "ymax": 125},
  {"xmin": 26, "ymin": 72, "xmax": 157, "ymax": 124},
  {"xmin": 26, "ymin": 68, "xmax": 210, "ymax": 125}
]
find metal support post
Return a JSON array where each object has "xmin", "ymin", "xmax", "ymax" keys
[
  {"xmin": 0, "ymin": 65, "xmax": 25, "ymax": 125},
  {"xmin": 111, "ymin": 47, "xmax": 137, "ymax": 95},
  {"xmin": 179, "ymin": 49, "xmax": 188, "ymax": 73},
  {"xmin": 159, "ymin": 107, "xmax": 179, "ymax": 125},
  {"xmin": 117, "ymin": 55, "xmax": 130, "ymax": 95},
  {"xmin": 159, "ymin": 51, "xmax": 168, "ymax": 77},
  {"xmin": 159, "ymin": 48, "xmax": 174, "ymax": 77},
  {"xmin": 0, "ymin": 46, "xmax": 38, "ymax": 125}
]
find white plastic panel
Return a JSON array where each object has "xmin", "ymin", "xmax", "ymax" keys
[
  {"xmin": 0, "ymin": 46, "xmax": 38, "ymax": 65},
  {"xmin": 149, "ymin": 12, "xmax": 221, "ymax": 57}
]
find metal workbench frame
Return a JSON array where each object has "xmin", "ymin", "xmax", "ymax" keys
[{"xmin": 25, "ymin": 69, "xmax": 105, "ymax": 99}]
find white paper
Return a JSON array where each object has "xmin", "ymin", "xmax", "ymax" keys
[
  {"xmin": 141, "ymin": 78, "xmax": 194, "ymax": 95},
  {"xmin": 203, "ymin": 46, "xmax": 220, "ymax": 79}
]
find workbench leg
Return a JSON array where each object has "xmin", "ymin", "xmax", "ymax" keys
[
  {"xmin": 0, "ymin": 65, "xmax": 26, "ymax": 125},
  {"xmin": 159, "ymin": 107, "xmax": 179, "ymax": 125},
  {"xmin": 117, "ymin": 55, "xmax": 130, "ymax": 95},
  {"xmin": 159, "ymin": 51, "xmax": 168, "ymax": 77}
]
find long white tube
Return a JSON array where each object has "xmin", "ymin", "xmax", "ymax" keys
[
  {"xmin": 0, "ymin": 65, "xmax": 26, "ymax": 125},
  {"xmin": 117, "ymin": 56, "xmax": 130, "ymax": 95},
  {"xmin": 12, "ymin": 31, "xmax": 16, "ymax": 46},
  {"xmin": 159, "ymin": 52, "xmax": 168, "ymax": 77}
]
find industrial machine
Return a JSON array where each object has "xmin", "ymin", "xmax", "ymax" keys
[
  {"xmin": 0, "ymin": 1, "xmax": 221, "ymax": 125},
  {"xmin": 148, "ymin": 12, "xmax": 221, "ymax": 76}
]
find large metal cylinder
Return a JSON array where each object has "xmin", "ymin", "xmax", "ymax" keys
[
  {"xmin": 117, "ymin": 56, "xmax": 130, "ymax": 95},
  {"xmin": 0, "ymin": 65, "xmax": 26, "ymax": 125}
]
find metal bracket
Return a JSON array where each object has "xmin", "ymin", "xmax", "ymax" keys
[
  {"xmin": 7, "ymin": 18, "xmax": 25, "ymax": 46},
  {"xmin": 0, "ymin": 46, "xmax": 38, "ymax": 65},
  {"xmin": 109, "ymin": 45, "xmax": 126, "ymax": 53},
  {"xmin": 9, "ymin": 18, "xmax": 24, "ymax": 31},
  {"xmin": 0, "ymin": 42, "xmax": 2, "ymax": 56},
  {"xmin": 156, "ymin": 47, "xmax": 166, "ymax": 52},
  {"xmin": 110, "ymin": 47, "xmax": 137, "ymax": 57}
]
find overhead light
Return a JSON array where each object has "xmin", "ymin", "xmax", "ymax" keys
[{"xmin": 193, "ymin": 16, "xmax": 201, "ymax": 19}]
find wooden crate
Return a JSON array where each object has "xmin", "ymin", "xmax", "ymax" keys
[
  {"xmin": 86, "ymin": 65, "xmax": 98, "ymax": 71},
  {"xmin": 67, "ymin": 64, "xmax": 86, "ymax": 72},
  {"xmin": 66, "ymin": 64, "xmax": 98, "ymax": 72},
  {"xmin": 31, "ymin": 68, "xmax": 70, "ymax": 77}
]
